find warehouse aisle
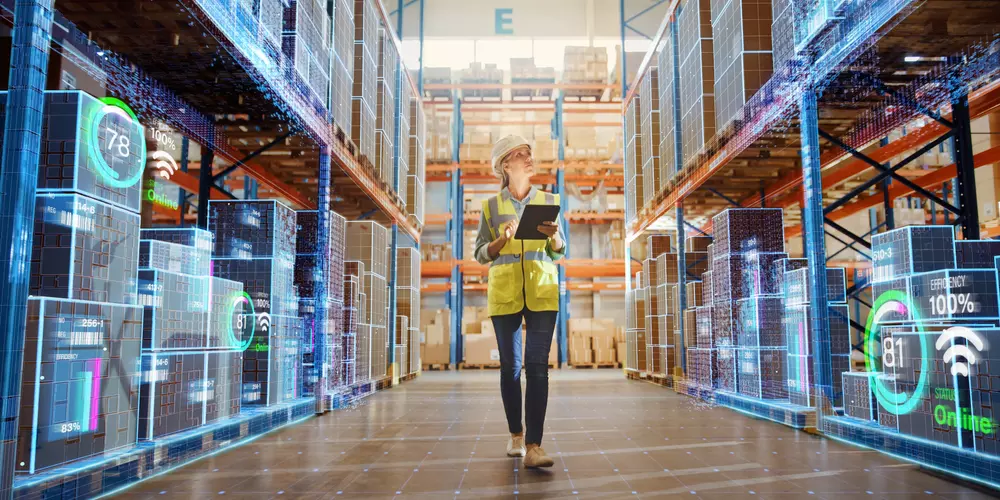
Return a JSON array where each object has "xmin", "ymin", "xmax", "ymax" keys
[{"xmin": 118, "ymin": 371, "xmax": 991, "ymax": 499}]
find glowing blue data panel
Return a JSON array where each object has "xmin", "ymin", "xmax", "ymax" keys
[
  {"xmin": 16, "ymin": 298, "xmax": 143, "ymax": 474},
  {"xmin": 871, "ymin": 226, "xmax": 957, "ymax": 282},
  {"xmin": 0, "ymin": 91, "xmax": 146, "ymax": 212},
  {"xmin": 31, "ymin": 193, "xmax": 141, "ymax": 305},
  {"xmin": 872, "ymin": 270, "xmax": 1000, "ymax": 322}
]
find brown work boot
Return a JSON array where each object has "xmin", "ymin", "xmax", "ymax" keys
[
  {"xmin": 523, "ymin": 445, "xmax": 554, "ymax": 468},
  {"xmin": 506, "ymin": 434, "xmax": 526, "ymax": 457}
]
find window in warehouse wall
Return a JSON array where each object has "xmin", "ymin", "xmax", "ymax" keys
[
  {"xmin": 402, "ymin": 37, "xmax": 646, "ymax": 75},
  {"xmin": 400, "ymin": 39, "xmax": 421, "ymax": 71},
  {"xmin": 407, "ymin": 39, "xmax": 477, "ymax": 70},
  {"xmin": 476, "ymin": 39, "xmax": 533, "ymax": 70},
  {"xmin": 531, "ymin": 39, "xmax": 587, "ymax": 72}
]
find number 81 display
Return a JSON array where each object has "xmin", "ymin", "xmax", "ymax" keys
[{"xmin": 864, "ymin": 290, "xmax": 932, "ymax": 416}]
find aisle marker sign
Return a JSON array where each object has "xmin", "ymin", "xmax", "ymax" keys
[{"xmin": 496, "ymin": 8, "xmax": 513, "ymax": 34}]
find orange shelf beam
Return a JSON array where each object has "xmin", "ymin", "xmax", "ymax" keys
[
  {"xmin": 631, "ymin": 72, "xmax": 1000, "ymax": 243},
  {"xmin": 425, "ymin": 213, "xmax": 452, "ymax": 226},
  {"xmin": 785, "ymin": 145, "xmax": 1000, "ymax": 238},
  {"xmin": 746, "ymin": 82, "xmax": 1000, "ymax": 211}
]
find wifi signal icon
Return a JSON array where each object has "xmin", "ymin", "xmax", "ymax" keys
[
  {"xmin": 147, "ymin": 151, "xmax": 178, "ymax": 179},
  {"xmin": 257, "ymin": 312, "xmax": 272, "ymax": 333},
  {"xmin": 936, "ymin": 326, "xmax": 986, "ymax": 376}
]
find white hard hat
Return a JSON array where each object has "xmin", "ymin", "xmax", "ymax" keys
[{"xmin": 491, "ymin": 135, "xmax": 532, "ymax": 179}]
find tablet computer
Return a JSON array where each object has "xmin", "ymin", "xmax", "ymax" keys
[{"xmin": 514, "ymin": 204, "xmax": 561, "ymax": 240}]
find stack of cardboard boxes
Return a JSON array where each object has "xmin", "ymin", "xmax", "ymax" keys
[
  {"xmin": 425, "ymin": 105, "xmax": 451, "ymax": 162},
  {"xmin": 420, "ymin": 309, "xmax": 451, "ymax": 366},
  {"xmin": 422, "ymin": 67, "xmax": 452, "ymax": 99},
  {"xmin": 511, "ymin": 57, "xmax": 557, "ymax": 99},
  {"xmin": 421, "ymin": 242, "xmax": 452, "ymax": 262},
  {"xmin": 568, "ymin": 319, "xmax": 625, "ymax": 366},
  {"xmin": 563, "ymin": 46, "xmax": 608, "ymax": 83},
  {"xmin": 462, "ymin": 307, "xmax": 496, "ymax": 366},
  {"xmin": 459, "ymin": 62, "xmax": 503, "ymax": 100}
]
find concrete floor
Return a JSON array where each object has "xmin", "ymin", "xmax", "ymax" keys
[{"xmin": 116, "ymin": 370, "xmax": 995, "ymax": 499}]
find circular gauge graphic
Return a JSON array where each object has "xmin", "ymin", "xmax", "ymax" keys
[
  {"xmin": 226, "ymin": 291, "xmax": 256, "ymax": 351},
  {"xmin": 863, "ymin": 290, "xmax": 931, "ymax": 416},
  {"xmin": 88, "ymin": 97, "xmax": 146, "ymax": 188}
]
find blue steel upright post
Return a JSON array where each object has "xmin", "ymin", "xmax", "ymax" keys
[
  {"xmin": 620, "ymin": 9, "xmax": 632, "ymax": 328},
  {"xmin": 388, "ymin": 46, "xmax": 404, "ymax": 382},
  {"xmin": 0, "ymin": 0, "xmax": 54, "ymax": 495},
  {"xmin": 669, "ymin": 19, "xmax": 687, "ymax": 374},
  {"xmin": 800, "ymin": 90, "xmax": 834, "ymax": 418},
  {"xmin": 554, "ymin": 95, "xmax": 569, "ymax": 365},
  {"xmin": 450, "ymin": 91, "xmax": 464, "ymax": 365},
  {"xmin": 314, "ymin": 147, "xmax": 333, "ymax": 413}
]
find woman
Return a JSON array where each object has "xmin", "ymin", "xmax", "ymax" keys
[{"xmin": 473, "ymin": 135, "xmax": 565, "ymax": 468}]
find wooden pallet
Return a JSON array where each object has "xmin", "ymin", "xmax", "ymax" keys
[
  {"xmin": 570, "ymin": 362, "xmax": 617, "ymax": 369},
  {"xmin": 648, "ymin": 374, "xmax": 674, "ymax": 388},
  {"xmin": 460, "ymin": 363, "xmax": 501, "ymax": 369},
  {"xmin": 400, "ymin": 372, "xmax": 418, "ymax": 382},
  {"xmin": 422, "ymin": 363, "xmax": 452, "ymax": 371}
]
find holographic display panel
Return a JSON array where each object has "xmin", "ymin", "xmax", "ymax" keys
[{"xmin": 16, "ymin": 298, "xmax": 143, "ymax": 474}]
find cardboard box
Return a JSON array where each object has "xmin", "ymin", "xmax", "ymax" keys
[
  {"xmin": 421, "ymin": 343, "xmax": 451, "ymax": 365},
  {"xmin": 464, "ymin": 331, "xmax": 500, "ymax": 366},
  {"xmin": 569, "ymin": 334, "xmax": 593, "ymax": 365},
  {"xmin": 616, "ymin": 341, "xmax": 627, "ymax": 365}
]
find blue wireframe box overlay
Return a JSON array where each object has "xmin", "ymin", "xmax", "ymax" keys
[
  {"xmin": 737, "ymin": 348, "xmax": 787, "ymax": 400},
  {"xmin": 871, "ymin": 226, "xmax": 956, "ymax": 283},
  {"xmin": 969, "ymin": 328, "xmax": 1000, "ymax": 455},
  {"xmin": 137, "ymin": 350, "xmax": 242, "ymax": 442},
  {"xmin": 140, "ymin": 227, "xmax": 214, "ymax": 254},
  {"xmin": 31, "ymin": 193, "xmax": 140, "ymax": 305},
  {"xmin": 741, "ymin": 252, "xmax": 789, "ymax": 296},
  {"xmin": 283, "ymin": 0, "xmax": 333, "ymax": 110},
  {"xmin": 138, "ymin": 269, "xmax": 211, "ymax": 350},
  {"xmin": 0, "ymin": 90, "xmax": 145, "ymax": 213},
  {"xmin": 735, "ymin": 296, "xmax": 785, "ymax": 347},
  {"xmin": 139, "ymin": 240, "xmax": 211, "ymax": 279},
  {"xmin": 209, "ymin": 200, "xmax": 298, "ymax": 260},
  {"xmin": 140, "ymin": 228, "xmax": 213, "ymax": 276},
  {"xmin": 16, "ymin": 298, "xmax": 143, "ymax": 474},
  {"xmin": 842, "ymin": 371, "xmax": 876, "ymax": 422},
  {"xmin": 956, "ymin": 240, "xmax": 1000, "ymax": 269},
  {"xmin": 711, "ymin": 208, "xmax": 785, "ymax": 256},
  {"xmin": 138, "ymin": 352, "xmax": 207, "ymax": 441}
]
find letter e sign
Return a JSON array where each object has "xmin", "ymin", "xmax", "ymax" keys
[{"xmin": 495, "ymin": 8, "xmax": 513, "ymax": 35}]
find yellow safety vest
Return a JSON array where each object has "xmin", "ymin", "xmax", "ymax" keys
[{"xmin": 482, "ymin": 190, "xmax": 561, "ymax": 317}]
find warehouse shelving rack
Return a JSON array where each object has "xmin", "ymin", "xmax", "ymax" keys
[
  {"xmin": 421, "ymin": 83, "xmax": 629, "ymax": 366},
  {"xmin": 621, "ymin": 0, "xmax": 1000, "ymax": 488},
  {"xmin": 0, "ymin": 0, "xmax": 426, "ymax": 497}
]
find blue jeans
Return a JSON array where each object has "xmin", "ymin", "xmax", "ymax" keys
[{"xmin": 491, "ymin": 308, "xmax": 557, "ymax": 445}]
